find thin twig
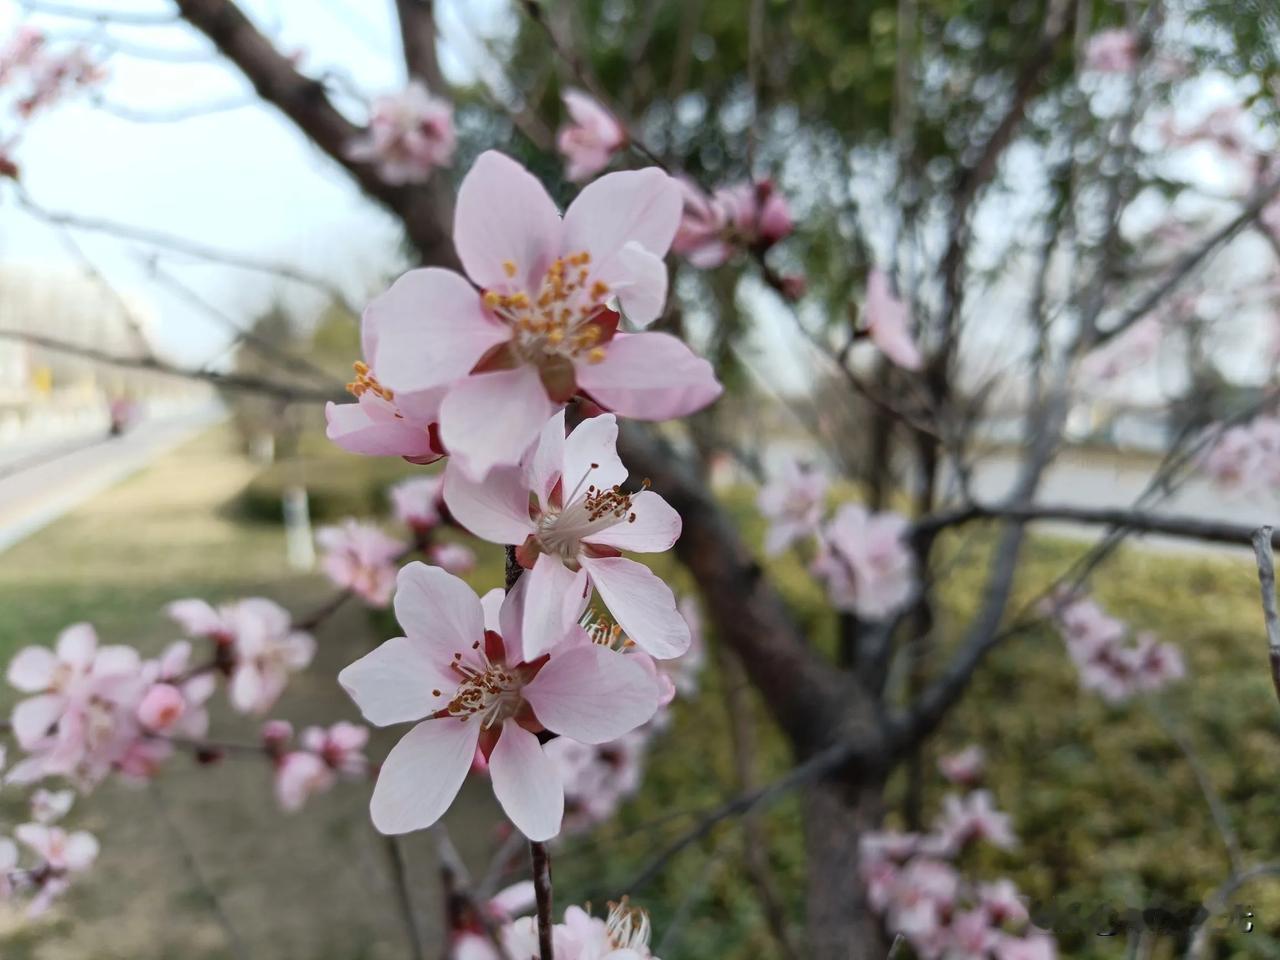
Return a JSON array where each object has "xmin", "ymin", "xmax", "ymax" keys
[
  {"xmin": 1250, "ymin": 526, "xmax": 1280, "ymax": 708},
  {"xmin": 530, "ymin": 841, "xmax": 554, "ymax": 960},
  {"xmin": 1148, "ymin": 699, "xmax": 1244, "ymax": 876},
  {"xmin": 383, "ymin": 835, "xmax": 427, "ymax": 960},
  {"xmin": 149, "ymin": 783, "xmax": 251, "ymax": 960}
]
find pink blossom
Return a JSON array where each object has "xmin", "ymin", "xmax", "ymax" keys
[
  {"xmin": 811, "ymin": 504, "xmax": 915, "ymax": 620},
  {"xmin": 994, "ymin": 932, "xmax": 1057, "ymax": 960},
  {"xmin": 672, "ymin": 178, "xmax": 794, "ymax": 269},
  {"xmin": 0, "ymin": 27, "xmax": 45, "ymax": 85},
  {"xmin": 169, "ymin": 597, "xmax": 314, "ymax": 715},
  {"xmin": 363, "ymin": 150, "xmax": 720, "ymax": 479},
  {"xmin": 429, "ymin": 541, "xmax": 476, "ymax": 576},
  {"xmin": 14, "ymin": 823, "xmax": 98, "ymax": 915},
  {"xmin": 261, "ymin": 719, "xmax": 294, "ymax": 753},
  {"xmin": 273, "ymin": 723, "xmax": 368, "ymax": 812},
  {"xmin": 865, "ymin": 269, "xmax": 923, "ymax": 371},
  {"xmin": 979, "ymin": 879, "xmax": 1029, "ymax": 926},
  {"xmin": 545, "ymin": 730, "xmax": 649, "ymax": 833},
  {"xmin": 316, "ymin": 519, "xmax": 407, "ymax": 607},
  {"xmin": 444, "ymin": 411, "xmax": 690, "ymax": 660},
  {"xmin": 938, "ymin": 745, "xmax": 986, "ymax": 787},
  {"xmin": 0, "ymin": 837, "xmax": 16, "ymax": 900},
  {"xmin": 756, "ymin": 457, "xmax": 828, "ymax": 555},
  {"xmin": 1047, "ymin": 593, "xmax": 1183, "ymax": 703},
  {"xmin": 887, "ymin": 858, "xmax": 959, "ymax": 946},
  {"xmin": 275, "ymin": 751, "xmax": 335, "ymax": 812},
  {"xmin": 933, "ymin": 791, "xmax": 1018, "ymax": 854},
  {"xmin": 346, "ymin": 81, "xmax": 455, "ymax": 184},
  {"xmin": 389, "ymin": 475, "xmax": 445, "ymax": 533},
  {"xmin": 557, "ymin": 88, "xmax": 626, "ymax": 181},
  {"xmin": 947, "ymin": 908, "xmax": 999, "ymax": 959},
  {"xmin": 1199, "ymin": 417, "xmax": 1280, "ymax": 494},
  {"xmin": 339, "ymin": 563, "xmax": 660, "ymax": 839},
  {"xmin": 29, "ymin": 789, "xmax": 74, "ymax": 825},
  {"xmin": 659, "ymin": 597, "xmax": 705, "ymax": 699},
  {"xmin": 1084, "ymin": 28, "xmax": 1138, "ymax": 73},
  {"xmin": 5, "ymin": 623, "xmax": 145, "ymax": 782}
]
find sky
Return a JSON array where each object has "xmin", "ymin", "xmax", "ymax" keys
[
  {"xmin": 0, "ymin": 0, "xmax": 515, "ymax": 366},
  {"xmin": 1, "ymin": 1, "xmax": 1276, "ymax": 405}
]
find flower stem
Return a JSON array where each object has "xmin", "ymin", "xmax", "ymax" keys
[{"xmin": 530, "ymin": 840, "xmax": 555, "ymax": 960}]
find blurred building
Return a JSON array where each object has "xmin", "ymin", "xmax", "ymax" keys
[{"xmin": 0, "ymin": 266, "xmax": 210, "ymax": 442}]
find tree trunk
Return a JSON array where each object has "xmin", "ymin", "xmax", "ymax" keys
[{"xmin": 804, "ymin": 774, "xmax": 887, "ymax": 960}]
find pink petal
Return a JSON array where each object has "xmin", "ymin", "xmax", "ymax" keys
[
  {"xmin": 372, "ymin": 268, "xmax": 510, "ymax": 394},
  {"xmin": 325, "ymin": 397, "xmax": 439, "ymax": 460},
  {"xmin": 527, "ymin": 410, "xmax": 567, "ymax": 512},
  {"xmin": 229, "ymin": 665, "xmax": 265, "ymax": 714},
  {"xmin": 575, "ymin": 332, "xmax": 722, "ymax": 420},
  {"xmin": 580, "ymin": 556, "xmax": 691, "ymax": 659},
  {"xmin": 523, "ymin": 644, "xmax": 658, "ymax": 743},
  {"xmin": 63, "ymin": 831, "xmax": 99, "ymax": 871},
  {"xmin": 11, "ymin": 694, "xmax": 64, "ymax": 748},
  {"xmin": 499, "ymin": 576, "xmax": 529, "ymax": 664},
  {"xmin": 440, "ymin": 366, "xmax": 556, "ymax": 480},
  {"xmin": 166, "ymin": 599, "xmax": 222, "ymax": 636},
  {"xmin": 393, "ymin": 562, "xmax": 486, "ymax": 654},
  {"xmin": 480, "ymin": 588, "xmax": 505, "ymax": 634},
  {"xmin": 582, "ymin": 490, "xmax": 681, "ymax": 553},
  {"xmin": 338, "ymin": 636, "xmax": 456, "ymax": 726},
  {"xmin": 866, "ymin": 268, "xmax": 923, "ymax": 371},
  {"xmin": 488, "ymin": 720, "xmax": 563, "ymax": 841},
  {"xmin": 55, "ymin": 623, "xmax": 97, "ymax": 670},
  {"xmin": 596, "ymin": 242, "xmax": 668, "ymax": 328},
  {"xmin": 7, "ymin": 647, "xmax": 58, "ymax": 693},
  {"xmin": 92, "ymin": 645, "xmax": 141, "ymax": 677},
  {"xmin": 520, "ymin": 554, "xmax": 589, "ymax": 661},
  {"xmin": 442, "ymin": 463, "xmax": 534, "ymax": 545},
  {"xmin": 562, "ymin": 168, "xmax": 682, "ymax": 262},
  {"xmin": 454, "ymin": 150, "xmax": 562, "ymax": 292},
  {"xmin": 370, "ymin": 718, "xmax": 479, "ymax": 835},
  {"xmin": 562, "ymin": 412, "xmax": 628, "ymax": 497}
]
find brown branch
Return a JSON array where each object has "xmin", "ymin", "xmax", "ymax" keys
[
  {"xmin": 529, "ymin": 840, "xmax": 554, "ymax": 960},
  {"xmin": 1250, "ymin": 526, "xmax": 1280, "ymax": 709},
  {"xmin": 171, "ymin": 0, "xmax": 458, "ymax": 268},
  {"xmin": 616, "ymin": 421, "xmax": 860, "ymax": 753},
  {"xmin": 0, "ymin": 329, "xmax": 339, "ymax": 403},
  {"xmin": 393, "ymin": 0, "xmax": 445, "ymax": 89}
]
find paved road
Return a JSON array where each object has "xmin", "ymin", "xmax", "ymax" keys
[{"xmin": 0, "ymin": 404, "xmax": 227, "ymax": 554}]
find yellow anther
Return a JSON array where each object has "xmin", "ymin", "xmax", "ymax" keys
[
  {"xmin": 588, "ymin": 347, "xmax": 607, "ymax": 363},
  {"xmin": 483, "ymin": 291, "xmax": 501, "ymax": 309},
  {"xmin": 503, "ymin": 260, "xmax": 518, "ymax": 278},
  {"xmin": 353, "ymin": 360, "xmax": 370, "ymax": 376},
  {"xmin": 547, "ymin": 329, "xmax": 565, "ymax": 345},
  {"xmin": 590, "ymin": 281, "xmax": 610, "ymax": 300},
  {"xmin": 509, "ymin": 292, "xmax": 530, "ymax": 309}
]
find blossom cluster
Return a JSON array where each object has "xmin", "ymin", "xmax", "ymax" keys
[
  {"xmin": 1042, "ymin": 592, "xmax": 1185, "ymax": 703},
  {"xmin": 1198, "ymin": 415, "xmax": 1280, "ymax": 495},
  {"xmin": 457, "ymin": 897, "xmax": 664, "ymax": 960},
  {"xmin": 346, "ymin": 80, "xmax": 455, "ymax": 184},
  {"xmin": 860, "ymin": 756, "xmax": 1053, "ymax": 960},
  {"xmin": 0, "ymin": 786, "xmax": 99, "ymax": 917},
  {"xmin": 756, "ymin": 458, "xmax": 917, "ymax": 620},
  {"xmin": 0, "ymin": 26, "xmax": 104, "ymax": 179}
]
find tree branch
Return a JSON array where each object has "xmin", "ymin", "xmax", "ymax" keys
[
  {"xmin": 393, "ymin": 0, "xmax": 445, "ymax": 89},
  {"xmin": 171, "ymin": 0, "xmax": 459, "ymax": 268},
  {"xmin": 1250, "ymin": 526, "xmax": 1280, "ymax": 708},
  {"xmin": 0, "ymin": 329, "xmax": 338, "ymax": 403}
]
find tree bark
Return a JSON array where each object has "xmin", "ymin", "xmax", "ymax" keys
[{"xmin": 804, "ymin": 773, "xmax": 887, "ymax": 960}]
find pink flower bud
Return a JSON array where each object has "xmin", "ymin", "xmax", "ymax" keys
[{"xmin": 137, "ymin": 683, "xmax": 186, "ymax": 732}]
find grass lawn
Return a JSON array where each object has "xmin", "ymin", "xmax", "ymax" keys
[{"xmin": 0, "ymin": 425, "xmax": 1277, "ymax": 959}]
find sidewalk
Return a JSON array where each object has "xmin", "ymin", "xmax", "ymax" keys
[{"xmin": 0, "ymin": 403, "xmax": 228, "ymax": 554}]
